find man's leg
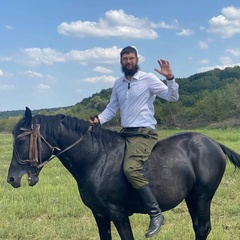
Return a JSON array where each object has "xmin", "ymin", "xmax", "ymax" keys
[
  {"xmin": 122, "ymin": 128, "xmax": 165, "ymax": 238},
  {"xmin": 137, "ymin": 185, "xmax": 165, "ymax": 238}
]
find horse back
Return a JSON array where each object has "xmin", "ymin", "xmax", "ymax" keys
[{"xmin": 139, "ymin": 132, "xmax": 227, "ymax": 211}]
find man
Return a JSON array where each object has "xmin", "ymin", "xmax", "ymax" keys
[{"xmin": 90, "ymin": 46, "xmax": 179, "ymax": 238}]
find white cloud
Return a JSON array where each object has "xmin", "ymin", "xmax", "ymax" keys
[
  {"xmin": 150, "ymin": 19, "xmax": 179, "ymax": 29},
  {"xmin": 197, "ymin": 63, "xmax": 240, "ymax": 73},
  {"xmin": 198, "ymin": 41, "xmax": 208, "ymax": 49},
  {"xmin": 199, "ymin": 59, "xmax": 209, "ymax": 65},
  {"xmin": 75, "ymin": 88, "xmax": 83, "ymax": 93},
  {"xmin": 208, "ymin": 6, "xmax": 240, "ymax": 38},
  {"xmin": 66, "ymin": 46, "xmax": 121, "ymax": 64},
  {"xmin": 5, "ymin": 25, "xmax": 13, "ymax": 30},
  {"xmin": 222, "ymin": 5, "xmax": 240, "ymax": 19},
  {"xmin": 0, "ymin": 57, "xmax": 12, "ymax": 62},
  {"xmin": 93, "ymin": 66, "xmax": 113, "ymax": 74},
  {"xmin": 31, "ymin": 83, "xmax": 52, "ymax": 97},
  {"xmin": 226, "ymin": 48, "xmax": 240, "ymax": 57},
  {"xmin": 21, "ymin": 70, "xmax": 43, "ymax": 78},
  {"xmin": 37, "ymin": 83, "xmax": 51, "ymax": 89},
  {"xmin": 0, "ymin": 84, "xmax": 15, "ymax": 90},
  {"xmin": 83, "ymin": 75, "xmax": 116, "ymax": 83},
  {"xmin": 16, "ymin": 46, "xmax": 122, "ymax": 66},
  {"xmin": 17, "ymin": 48, "xmax": 65, "ymax": 66},
  {"xmin": 57, "ymin": 9, "xmax": 171, "ymax": 39},
  {"xmin": 0, "ymin": 70, "xmax": 13, "ymax": 78},
  {"xmin": 220, "ymin": 56, "xmax": 233, "ymax": 64},
  {"xmin": 11, "ymin": 45, "xmax": 145, "ymax": 67},
  {"xmin": 176, "ymin": 28, "xmax": 193, "ymax": 36},
  {"xmin": 33, "ymin": 83, "xmax": 51, "ymax": 94}
]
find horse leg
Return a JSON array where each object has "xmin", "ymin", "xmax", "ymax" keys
[
  {"xmin": 185, "ymin": 195, "xmax": 211, "ymax": 240},
  {"xmin": 106, "ymin": 204, "xmax": 134, "ymax": 240},
  {"xmin": 92, "ymin": 212, "xmax": 112, "ymax": 240},
  {"xmin": 92, "ymin": 210, "xmax": 134, "ymax": 240},
  {"xmin": 112, "ymin": 215, "xmax": 134, "ymax": 240}
]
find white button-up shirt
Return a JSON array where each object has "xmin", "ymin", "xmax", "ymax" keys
[{"xmin": 98, "ymin": 70, "xmax": 179, "ymax": 129}]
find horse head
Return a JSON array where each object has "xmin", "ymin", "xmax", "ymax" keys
[{"xmin": 7, "ymin": 107, "xmax": 56, "ymax": 188}]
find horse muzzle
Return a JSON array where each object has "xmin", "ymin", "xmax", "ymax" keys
[
  {"xmin": 7, "ymin": 175, "xmax": 22, "ymax": 188},
  {"xmin": 7, "ymin": 167, "xmax": 39, "ymax": 188},
  {"xmin": 7, "ymin": 174, "xmax": 39, "ymax": 188},
  {"xmin": 27, "ymin": 171, "xmax": 39, "ymax": 187}
]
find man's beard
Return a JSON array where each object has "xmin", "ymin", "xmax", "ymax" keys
[{"xmin": 121, "ymin": 64, "xmax": 139, "ymax": 77}]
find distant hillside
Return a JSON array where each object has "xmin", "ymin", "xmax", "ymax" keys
[
  {"xmin": 1, "ymin": 66, "xmax": 240, "ymax": 131},
  {"xmin": 0, "ymin": 107, "xmax": 67, "ymax": 119}
]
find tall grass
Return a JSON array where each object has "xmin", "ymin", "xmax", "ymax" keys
[{"xmin": 1, "ymin": 129, "xmax": 240, "ymax": 239}]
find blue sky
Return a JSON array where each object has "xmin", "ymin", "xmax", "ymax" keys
[{"xmin": 1, "ymin": 0, "xmax": 240, "ymax": 111}]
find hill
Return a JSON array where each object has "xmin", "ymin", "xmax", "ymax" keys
[{"xmin": 1, "ymin": 66, "xmax": 240, "ymax": 131}]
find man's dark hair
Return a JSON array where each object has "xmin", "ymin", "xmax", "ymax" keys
[{"xmin": 120, "ymin": 46, "xmax": 138, "ymax": 58}]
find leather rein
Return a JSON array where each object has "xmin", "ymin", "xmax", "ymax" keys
[{"xmin": 14, "ymin": 124, "xmax": 92, "ymax": 169}]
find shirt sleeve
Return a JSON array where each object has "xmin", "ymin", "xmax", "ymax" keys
[
  {"xmin": 149, "ymin": 73, "xmax": 179, "ymax": 102},
  {"xmin": 98, "ymin": 84, "xmax": 119, "ymax": 125}
]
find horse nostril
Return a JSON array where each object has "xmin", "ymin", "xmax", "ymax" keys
[{"xmin": 8, "ymin": 177, "xmax": 15, "ymax": 183}]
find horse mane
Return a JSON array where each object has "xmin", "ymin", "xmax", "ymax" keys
[
  {"xmin": 62, "ymin": 115, "xmax": 124, "ymax": 145},
  {"xmin": 33, "ymin": 114, "xmax": 124, "ymax": 146},
  {"xmin": 12, "ymin": 114, "xmax": 61, "ymax": 138},
  {"xmin": 13, "ymin": 112, "xmax": 124, "ymax": 151}
]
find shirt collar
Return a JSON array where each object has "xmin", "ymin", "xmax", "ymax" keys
[{"xmin": 122, "ymin": 70, "xmax": 141, "ymax": 82}]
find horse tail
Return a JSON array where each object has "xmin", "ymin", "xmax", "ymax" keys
[{"xmin": 218, "ymin": 143, "xmax": 240, "ymax": 169}]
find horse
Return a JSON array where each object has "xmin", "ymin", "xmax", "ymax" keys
[{"xmin": 7, "ymin": 107, "xmax": 240, "ymax": 240}]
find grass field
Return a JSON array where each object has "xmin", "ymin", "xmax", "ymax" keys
[{"xmin": 1, "ymin": 129, "xmax": 240, "ymax": 239}]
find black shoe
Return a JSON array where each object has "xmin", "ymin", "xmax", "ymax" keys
[
  {"xmin": 145, "ymin": 214, "xmax": 165, "ymax": 238},
  {"xmin": 137, "ymin": 185, "xmax": 165, "ymax": 238}
]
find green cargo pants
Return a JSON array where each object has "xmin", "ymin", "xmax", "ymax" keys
[{"xmin": 120, "ymin": 127, "xmax": 158, "ymax": 189}]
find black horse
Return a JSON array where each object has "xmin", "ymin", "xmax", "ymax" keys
[{"xmin": 7, "ymin": 107, "xmax": 240, "ymax": 240}]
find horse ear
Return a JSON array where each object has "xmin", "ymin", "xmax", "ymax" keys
[{"xmin": 24, "ymin": 107, "xmax": 32, "ymax": 125}]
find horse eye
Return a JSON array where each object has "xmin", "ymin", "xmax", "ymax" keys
[{"xmin": 16, "ymin": 139, "xmax": 25, "ymax": 145}]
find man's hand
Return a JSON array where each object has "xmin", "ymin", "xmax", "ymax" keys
[
  {"xmin": 89, "ymin": 114, "xmax": 100, "ymax": 126},
  {"xmin": 154, "ymin": 59, "xmax": 174, "ymax": 80}
]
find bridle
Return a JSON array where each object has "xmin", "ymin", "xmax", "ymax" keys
[{"xmin": 14, "ymin": 123, "xmax": 92, "ymax": 170}]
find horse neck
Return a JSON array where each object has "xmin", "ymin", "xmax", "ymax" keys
[
  {"xmin": 56, "ymin": 125, "xmax": 125, "ymax": 180},
  {"xmin": 37, "ymin": 114, "xmax": 88, "ymax": 149},
  {"xmin": 52, "ymin": 117, "xmax": 93, "ymax": 160},
  {"xmin": 55, "ymin": 128, "xmax": 99, "ymax": 180}
]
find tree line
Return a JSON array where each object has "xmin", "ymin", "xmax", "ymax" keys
[{"xmin": 1, "ymin": 66, "xmax": 240, "ymax": 132}]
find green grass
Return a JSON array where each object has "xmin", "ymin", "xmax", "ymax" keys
[{"xmin": 1, "ymin": 129, "xmax": 240, "ymax": 239}]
